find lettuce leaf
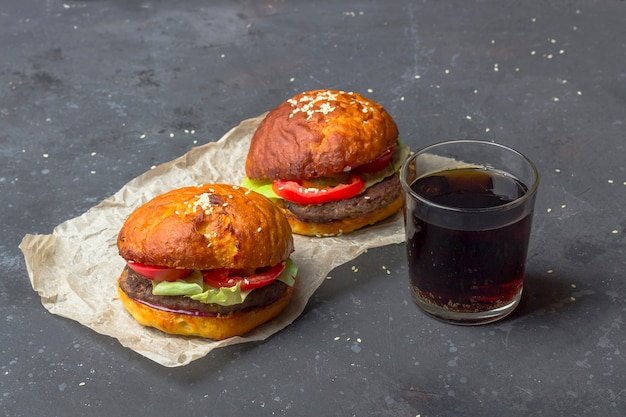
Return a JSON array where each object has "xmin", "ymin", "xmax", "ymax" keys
[
  {"xmin": 150, "ymin": 259, "xmax": 298, "ymax": 307},
  {"xmin": 359, "ymin": 142, "xmax": 411, "ymax": 188},
  {"xmin": 241, "ymin": 140, "xmax": 410, "ymax": 199},
  {"xmin": 189, "ymin": 282, "xmax": 251, "ymax": 306},
  {"xmin": 277, "ymin": 257, "xmax": 298, "ymax": 287},
  {"xmin": 241, "ymin": 176, "xmax": 280, "ymax": 199},
  {"xmin": 152, "ymin": 270, "xmax": 204, "ymax": 296}
]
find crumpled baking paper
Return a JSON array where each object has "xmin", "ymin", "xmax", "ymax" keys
[{"xmin": 19, "ymin": 113, "xmax": 405, "ymax": 367}]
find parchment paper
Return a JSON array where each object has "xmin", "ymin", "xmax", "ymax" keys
[{"xmin": 19, "ymin": 114, "xmax": 405, "ymax": 367}]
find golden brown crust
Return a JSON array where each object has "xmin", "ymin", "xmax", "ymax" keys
[
  {"xmin": 117, "ymin": 184, "xmax": 293, "ymax": 270},
  {"xmin": 279, "ymin": 193, "xmax": 403, "ymax": 236},
  {"xmin": 246, "ymin": 90, "xmax": 399, "ymax": 181},
  {"xmin": 117, "ymin": 277, "xmax": 295, "ymax": 340}
]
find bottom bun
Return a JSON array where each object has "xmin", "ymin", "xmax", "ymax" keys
[
  {"xmin": 117, "ymin": 277, "xmax": 294, "ymax": 340},
  {"xmin": 282, "ymin": 193, "xmax": 403, "ymax": 237}
]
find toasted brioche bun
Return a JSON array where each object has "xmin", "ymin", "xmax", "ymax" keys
[
  {"xmin": 118, "ymin": 184, "xmax": 293, "ymax": 270},
  {"xmin": 278, "ymin": 193, "xmax": 403, "ymax": 236},
  {"xmin": 245, "ymin": 89, "xmax": 399, "ymax": 181},
  {"xmin": 117, "ymin": 274, "xmax": 295, "ymax": 340}
]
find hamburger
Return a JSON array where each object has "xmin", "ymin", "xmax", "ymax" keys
[
  {"xmin": 243, "ymin": 89, "xmax": 410, "ymax": 236},
  {"xmin": 116, "ymin": 184, "xmax": 298, "ymax": 340}
]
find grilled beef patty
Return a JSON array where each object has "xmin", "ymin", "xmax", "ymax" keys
[
  {"xmin": 284, "ymin": 173, "xmax": 401, "ymax": 223},
  {"xmin": 119, "ymin": 267, "xmax": 288, "ymax": 316}
]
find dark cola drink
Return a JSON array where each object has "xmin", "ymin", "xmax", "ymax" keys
[{"xmin": 406, "ymin": 167, "xmax": 532, "ymax": 316}]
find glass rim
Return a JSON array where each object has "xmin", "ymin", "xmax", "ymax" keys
[{"xmin": 400, "ymin": 140, "xmax": 540, "ymax": 213}]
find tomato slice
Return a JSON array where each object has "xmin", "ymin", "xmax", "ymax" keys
[
  {"xmin": 202, "ymin": 263, "xmax": 286, "ymax": 291},
  {"xmin": 126, "ymin": 261, "xmax": 193, "ymax": 282},
  {"xmin": 272, "ymin": 174, "xmax": 365, "ymax": 205},
  {"xmin": 354, "ymin": 147, "xmax": 394, "ymax": 174}
]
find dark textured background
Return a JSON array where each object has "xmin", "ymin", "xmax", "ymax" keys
[{"xmin": 2, "ymin": 1, "xmax": 625, "ymax": 416}]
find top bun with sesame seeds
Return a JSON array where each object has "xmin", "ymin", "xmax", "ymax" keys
[
  {"xmin": 116, "ymin": 184, "xmax": 298, "ymax": 340},
  {"xmin": 245, "ymin": 89, "xmax": 399, "ymax": 180},
  {"xmin": 118, "ymin": 184, "xmax": 293, "ymax": 270},
  {"xmin": 243, "ymin": 89, "xmax": 410, "ymax": 237}
]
